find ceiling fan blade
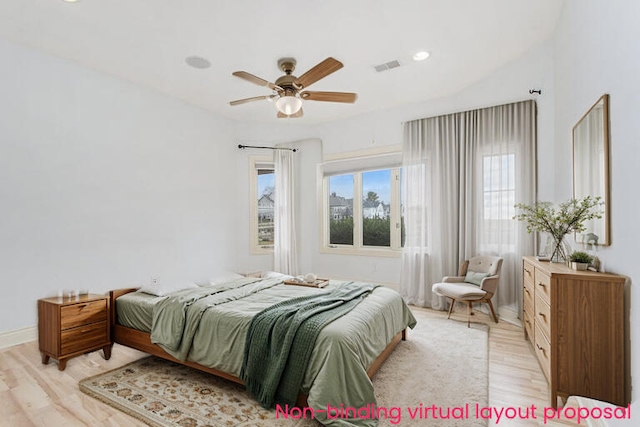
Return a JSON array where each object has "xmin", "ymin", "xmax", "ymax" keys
[
  {"xmin": 277, "ymin": 108, "xmax": 304, "ymax": 118},
  {"xmin": 229, "ymin": 95, "xmax": 276, "ymax": 106},
  {"xmin": 300, "ymin": 91, "xmax": 357, "ymax": 103},
  {"xmin": 294, "ymin": 57, "xmax": 343, "ymax": 89},
  {"xmin": 232, "ymin": 71, "xmax": 282, "ymax": 91}
]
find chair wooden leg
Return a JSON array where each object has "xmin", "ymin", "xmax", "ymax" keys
[
  {"xmin": 467, "ymin": 301, "xmax": 472, "ymax": 328},
  {"xmin": 487, "ymin": 299, "xmax": 499, "ymax": 323},
  {"xmin": 447, "ymin": 298, "xmax": 456, "ymax": 319}
]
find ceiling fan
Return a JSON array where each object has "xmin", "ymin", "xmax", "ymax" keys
[{"xmin": 229, "ymin": 57, "xmax": 357, "ymax": 118}]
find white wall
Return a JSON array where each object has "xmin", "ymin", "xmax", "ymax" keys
[
  {"xmin": 0, "ymin": 39, "xmax": 239, "ymax": 332},
  {"xmin": 553, "ymin": 0, "xmax": 640, "ymax": 401},
  {"xmin": 305, "ymin": 41, "xmax": 556, "ymax": 286}
]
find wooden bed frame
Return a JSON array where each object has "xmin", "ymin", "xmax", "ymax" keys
[{"xmin": 109, "ymin": 287, "xmax": 407, "ymax": 407}]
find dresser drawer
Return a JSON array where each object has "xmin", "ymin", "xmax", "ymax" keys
[
  {"xmin": 61, "ymin": 321, "xmax": 108, "ymax": 354},
  {"xmin": 523, "ymin": 261, "xmax": 535, "ymax": 288},
  {"xmin": 534, "ymin": 269, "xmax": 551, "ymax": 304},
  {"xmin": 523, "ymin": 308, "xmax": 534, "ymax": 341},
  {"xmin": 523, "ymin": 280, "xmax": 535, "ymax": 339},
  {"xmin": 60, "ymin": 300, "xmax": 107, "ymax": 330},
  {"xmin": 523, "ymin": 280, "xmax": 534, "ymax": 310},
  {"xmin": 534, "ymin": 324, "xmax": 551, "ymax": 381},
  {"xmin": 535, "ymin": 292, "xmax": 551, "ymax": 340}
]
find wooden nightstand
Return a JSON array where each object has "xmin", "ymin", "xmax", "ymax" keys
[{"xmin": 38, "ymin": 294, "xmax": 111, "ymax": 370}]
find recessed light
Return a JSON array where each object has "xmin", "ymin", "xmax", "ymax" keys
[
  {"xmin": 412, "ymin": 51, "xmax": 430, "ymax": 61},
  {"xmin": 63, "ymin": 0, "xmax": 79, "ymax": 3},
  {"xmin": 185, "ymin": 56, "xmax": 212, "ymax": 69}
]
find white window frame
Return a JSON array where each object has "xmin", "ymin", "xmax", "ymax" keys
[
  {"xmin": 319, "ymin": 147, "xmax": 403, "ymax": 257},
  {"xmin": 250, "ymin": 156, "xmax": 275, "ymax": 255},
  {"xmin": 478, "ymin": 147, "xmax": 518, "ymax": 254}
]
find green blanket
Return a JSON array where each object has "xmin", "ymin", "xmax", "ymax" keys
[{"xmin": 241, "ymin": 282, "xmax": 378, "ymax": 408}]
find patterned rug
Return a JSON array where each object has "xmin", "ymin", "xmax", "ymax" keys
[{"xmin": 79, "ymin": 310, "xmax": 488, "ymax": 427}]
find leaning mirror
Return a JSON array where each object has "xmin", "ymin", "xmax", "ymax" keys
[{"xmin": 572, "ymin": 94, "xmax": 610, "ymax": 246}]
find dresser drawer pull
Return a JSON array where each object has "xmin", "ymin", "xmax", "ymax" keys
[
  {"xmin": 537, "ymin": 282, "xmax": 546, "ymax": 288},
  {"xmin": 525, "ymin": 288, "xmax": 531, "ymax": 296},
  {"xmin": 524, "ymin": 268, "xmax": 532, "ymax": 276},
  {"xmin": 538, "ymin": 312, "xmax": 546, "ymax": 319},
  {"xmin": 536, "ymin": 344, "xmax": 546, "ymax": 355}
]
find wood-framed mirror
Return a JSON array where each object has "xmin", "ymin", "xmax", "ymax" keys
[{"xmin": 572, "ymin": 94, "xmax": 610, "ymax": 246}]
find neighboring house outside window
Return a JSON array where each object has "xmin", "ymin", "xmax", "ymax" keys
[
  {"xmin": 250, "ymin": 157, "xmax": 275, "ymax": 254},
  {"xmin": 362, "ymin": 199, "xmax": 388, "ymax": 219},
  {"xmin": 329, "ymin": 192, "xmax": 352, "ymax": 220}
]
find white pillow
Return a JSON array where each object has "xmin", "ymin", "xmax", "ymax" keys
[
  {"xmin": 261, "ymin": 271, "xmax": 293, "ymax": 280},
  {"xmin": 208, "ymin": 272, "xmax": 244, "ymax": 285},
  {"xmin": 138, "ymin": 281, "xmax": 198, "ymax": 296}
]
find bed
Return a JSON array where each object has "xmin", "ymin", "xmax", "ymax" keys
[{"xmin": 109, "ymin": 276, "xmax": 417, "ymax": 426}]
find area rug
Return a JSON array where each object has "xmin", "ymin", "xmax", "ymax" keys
[{"xmin": 79, "ymin": 310, "xmax": 488, "ymax": 427}]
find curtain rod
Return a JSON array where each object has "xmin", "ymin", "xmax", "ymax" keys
[{"xmin": 237, "ymin": 144, "xmax": 297, "ymax": 152}]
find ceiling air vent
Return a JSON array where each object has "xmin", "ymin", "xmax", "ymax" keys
[{"xmin": 374, "ymin": 60, "xmax": 401, "ymax": 73}]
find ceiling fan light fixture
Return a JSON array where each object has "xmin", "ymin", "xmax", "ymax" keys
[
  {"xmin": 412, "ymin": 51, "xmax": 430, "ymax": 61},
  {"xmin": 275, "ymin": 95, "xmax": 303, "ymax": 115}
]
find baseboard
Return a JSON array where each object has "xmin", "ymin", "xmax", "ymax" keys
[
  {"xmin": 0, "ymin": 326, "xmax": 37, "ymax": 350},
  {"xmin": 497, "ymin": 305, "xmax": 522, "ymax": 327}
]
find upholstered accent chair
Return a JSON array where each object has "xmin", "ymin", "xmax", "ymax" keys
[{"xmin": 432, "ymin": 256, "xmax": 503, "ymax": 327}]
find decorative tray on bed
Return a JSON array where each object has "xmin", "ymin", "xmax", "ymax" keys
[{"xmin": 283, "ymin": 278, "xmax": 329, "ymax": 288}]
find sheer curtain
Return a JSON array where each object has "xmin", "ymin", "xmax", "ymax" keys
[
  {"xmin": 274, "ymin": 149, "xmax": 298, "ymax": 275},
  {"xmin": 399, "ymin": 100, "xmax": 536, "ymax": 321}
]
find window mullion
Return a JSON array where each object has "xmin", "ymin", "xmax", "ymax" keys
[
  {"xmin": 321, "ymin": 176, "xmax": 330, "ymax": 247},
  {"xmin": 353, "ymin": 172, "xmax": 363, "ymax": 249},
  {"xmin": 389, "ymin": 168, "xmax": 400, "ymax": 249}
]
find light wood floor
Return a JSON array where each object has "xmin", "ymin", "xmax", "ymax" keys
[{"xmin": 0, "ymin": 307, "xmax": 551, "ymax": 426}]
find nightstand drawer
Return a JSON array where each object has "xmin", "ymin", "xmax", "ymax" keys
[
  {"xmin": 61, "ymin": 321, "xmax": 108, "ymax": 354},
  {"xmin": 60, "ymin": 300, "xmax": 107, "ymax": 330}
]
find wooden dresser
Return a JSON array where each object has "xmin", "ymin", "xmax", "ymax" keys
[
  {"xmin": 522, "ymin": 256, "xmax": 626, "ymax": 407},
  {"xmin": 38, "ymin": 294, "xmax": 111, "ymax": 370}
]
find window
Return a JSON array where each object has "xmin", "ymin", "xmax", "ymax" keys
[
  {"xmin": 250, "ymin": 157, "xmax": 274, "ymax": 254},
  {"xmin": 481, "ymin": 153, "xmax": 515, "ymax": 246},
  {"xmin": 362, "ymin": 169, "xmax": 391, "ymax": 246},
  {"xmin": 483, "ymin": 154, "xmax": 515, "ymax": 220},
  {"xmin": 323, "ymin": 166, "xmax": 403, "ymax": 256},
  {"xmin": 328, "ymin": 174, "xmax": 354, "ymax": 245}
]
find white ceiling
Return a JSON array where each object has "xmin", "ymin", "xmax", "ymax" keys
[{"xmin": 0, "ymin": 0, "xmax": 565, "ymax": 124}]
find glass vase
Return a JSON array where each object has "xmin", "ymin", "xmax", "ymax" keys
[{"xmin": 550, "ymin": 234, "xmax": 571, "ymax": 264}]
